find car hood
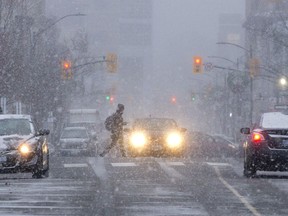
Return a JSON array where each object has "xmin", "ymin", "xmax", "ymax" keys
[
  {"xmin": 0, "ymin": 134, "xmax": 32, "ymax": 151},
  {"xmin": 135, "ymin": 129, "xmax": 178, "ymax": 136}
]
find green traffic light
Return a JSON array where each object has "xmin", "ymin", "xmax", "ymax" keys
[{"xmin": 106, "ymin": 95, "xmax": 110, "ymax": 100}]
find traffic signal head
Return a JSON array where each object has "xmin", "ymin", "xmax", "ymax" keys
[
  {"xmin": 61, "ymin": 60, "xmax": 72, "ymax": 80},
  {"xmin": 171, "ymin": 96, "xmax": 176, "ymax": 103},
  {"xmin": 191, "ymin": 92, "xmax": 197, "ymax": 101},
  {"xmin": 106, "ymin": 53, "xmax": 118, "ymax": 73},
  {"xmin": 193, "ymin": 56, "xmax": 203, "ymax": 73}
]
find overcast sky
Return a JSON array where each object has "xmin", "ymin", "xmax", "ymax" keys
[{"xmin": 46, "ymin": 0, "xmax": 245, "ymax": 118}]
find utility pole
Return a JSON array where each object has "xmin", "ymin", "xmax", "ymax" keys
[{"xmin": 217, "ymin": 42, "xmax": 254, "ymax": 126}]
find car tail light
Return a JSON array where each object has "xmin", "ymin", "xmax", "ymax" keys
[{"xmin": 252, "ymin": 132, "xmax": 265, "ymax": 144}]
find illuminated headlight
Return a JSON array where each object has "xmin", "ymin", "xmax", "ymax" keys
[
  {"xmin": 166, "ymin": 133, "xmax": 183, "ymax": 148},
  {"xmin": 18, "ymin": 143, "xmax": 33, "ymax": 155},
  {"xmin": 130, "ymin": 132, "xmax": 146, "ymax": 148}
]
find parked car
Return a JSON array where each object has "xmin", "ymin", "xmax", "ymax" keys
[
  {"xmin": 241, "ymin": 111, "xmax": 288, "ymax": 177},
  {"xmin": 59, "ymin": 126, "xmax": 97, "ymax": 156},
  {"xmin": 0, "ymin": 114, "xmax": 50, "ymax": 178},
  {"xmin": 124, "ymin": 118, "xmax": 187, "ymax": 157}
]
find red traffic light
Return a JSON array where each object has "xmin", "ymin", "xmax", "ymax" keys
[
  {"xmin": 171, "ymin": 96, "xmax": 176, "ymax": 103},
  {"xmin": 61, "ymin": 60, "xmax": 72, "ymax": 69}
]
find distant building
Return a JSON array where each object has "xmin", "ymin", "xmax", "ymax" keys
[{"xmin": 244, "ymin": 0, "xmax": 288, "ymax": 121}]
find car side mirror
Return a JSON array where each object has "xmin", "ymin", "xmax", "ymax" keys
[
  {"xmin": 180, "ymin": 128, "xmax": 187, "ymax": 133},
  {"xmin": 123, "ymin": 128, "xmax": 131, "ymax": 133},
  {"xmin": 36, "ymin": 129, "xmax": 50, "ymax": 136},
  {"xmin": 240, "ymin": 128, "xmax": 250, "ymax": 134}
]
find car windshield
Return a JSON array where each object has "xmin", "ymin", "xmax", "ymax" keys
[
  {"xmin": 133, "ymin": 119, "xmax": 177, "ymax": 130},
  {"xmin": 61, "ymin": 129, "xmax": 88, "ymax": 139},
  {"xmin": 0, "ymin": 119, "xmax": 32, "ymax": 136}
]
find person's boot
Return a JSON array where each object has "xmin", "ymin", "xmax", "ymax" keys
[{"xmin": 99, "ymin": 150, "xmax": 108, "ymax": 157}]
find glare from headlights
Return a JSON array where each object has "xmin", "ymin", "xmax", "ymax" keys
[
  {"xmin": 130, "ymin": 132, "xmax": 146, "ymax": 148},
  {"xmin": 19, "ymin": 144, "xmax": 31, "ymax": 155},
  {"xmin": 166, "ymin": 132, "xmax": 183, "ymax": 148}
]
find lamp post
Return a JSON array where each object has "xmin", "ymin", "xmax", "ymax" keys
[
  {"xmin": 217, "ymin": 42, "xmax": 254, "ymax": 126},
  {"xmin": 32, "ymin": 13, "xmax": 86, "ymax": 50},
  {"xmin": 28, "ymin": 13, "xmax": 86, "ymax": 114}
]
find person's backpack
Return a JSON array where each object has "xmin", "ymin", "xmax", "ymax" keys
[{"xmin": 104, "ymin": 114, "xmax": 114, "ymax": 131}]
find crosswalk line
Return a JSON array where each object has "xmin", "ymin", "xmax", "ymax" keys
[
  {"xmin": 111, "ymin": 162, "xmax": 137, "ymax": 167},
  {"xmin": 64, "ymin": 163, "xmax": 88, "ymax": 168},
  {"xmin": 206, "ymin": 162, "xmax": 231, "ymax": 166}
]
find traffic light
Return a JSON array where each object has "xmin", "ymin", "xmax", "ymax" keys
[
  {"xmin": 61, "ymin": 60, "xmax": 72, "ymax": 80},
  {"xmin": 105, "ymin": 95, "xmax": 115, "ymax": 103},
  {"xmin": 249, "ymin": 58, "xmax": 260, "ymax": 78},
  {"xmin": 171, "ymin": 96, "xmax": 177, "ymax": 104},
  {"xmin": 106, "ymin": 53, "xmax": 117, "ymax": 73},
  {"xmin": 193, "ymin": 56, "xmax": 203, "ymax": 74},
  {"xmin": 191, "ymin": 93, "xmax": 196, "ymax": 101}
]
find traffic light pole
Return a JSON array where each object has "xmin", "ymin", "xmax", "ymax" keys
[{"xmin": 217, "ymin": 42, "xmax": 254, "ymax": 126}]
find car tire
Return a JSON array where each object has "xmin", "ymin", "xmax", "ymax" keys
[
  {"xmin": 243, "ymin": 151, "xmax": 256, "ymax": 178},
  {"xmin": 32, "ymin": 146, "xmax": 49, "ymax": 179}
]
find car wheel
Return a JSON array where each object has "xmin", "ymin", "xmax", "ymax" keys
[
  {"xmin": 32, "ymin": 147, "xmax": 49, "ymax": 179},
  {"xmin": 243, "ymin": 151, "xmax": 256, "ymax": 178}
]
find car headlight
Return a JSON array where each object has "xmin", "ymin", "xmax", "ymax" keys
[
  {"xmin": 18, "ymin": 143, "xmax": 33, "ymax": 155},
  {"xmin": 130, "ymin": 132, "xmax": 146, "ymax": 148},
  {"xmin": 166, "ymin": 132, "xmax": 183, "ymax": 148}
]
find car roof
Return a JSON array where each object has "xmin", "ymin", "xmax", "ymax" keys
[
  {"xmin": 0, "ymin": 114, "xmax": 32, "ymax": 120},
  {"xmin": 261, "ymin": 112, "xmax": 288, "ymax": 129},
  {"xmin": 63, "ymin": 126, "xmax": 87, "ymax": 130}
]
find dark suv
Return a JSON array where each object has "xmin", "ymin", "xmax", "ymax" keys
[{"xmin": 241, "ymin": 112, "xmax": 288, "ymax": 177}]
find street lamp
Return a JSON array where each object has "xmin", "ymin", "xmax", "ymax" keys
[
  {"xmin": 32, "ymin": 13, "xmax": 86, "ymax": 49},
  {"xmin": 279, "ymin": 77, "xmax": 287, "ymax": 87},
  {"xmin": 217, "ymin": 41, "xmax": 254, "ymax": 126},
  {"xmin": 208, "ymin": 55, "xmax": 238, "ymax": 67}
]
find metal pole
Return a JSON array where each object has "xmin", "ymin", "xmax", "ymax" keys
[{"xmin": 249, "ymin": 45, "xmax": 253, "ymax": 126}]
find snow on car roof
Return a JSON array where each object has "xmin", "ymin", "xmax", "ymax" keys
[
  {"xmin": 261, "ymin": 112, "xmax": 288, "ymax": 129},
  {"xmin": 0, "ymin": 114, "xmax": 32, "ymax": 120},
  {"xmin": 63, "ymin": 126, "xmax": 87, "ymax": 130}
]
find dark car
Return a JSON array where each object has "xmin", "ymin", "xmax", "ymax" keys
[
  {"xmin": 188, "ymin": 132, "xmax": 238, "ymax": 157},
  {"xmin": 0, "ymin": 114, "xmax": 50, "ymax": 178},
  {"xmin": 59, "ymin": 126, "xmax": 97, "ymax": 156},
  {"xmin": 241, "ymin": 111, "xmax": 288, "ymax": 177},
  {"xmin": 124, "ymin": 118, "xmax": 187, "ymax": 157}
]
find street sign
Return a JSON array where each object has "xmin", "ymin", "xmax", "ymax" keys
[
  {"xmin": 274, "ymin": 105, "xmax": 288, "ymax": 110},
  {"xmin": 204, "ymin": 62, "xmax": 214, "ymax": 71}
]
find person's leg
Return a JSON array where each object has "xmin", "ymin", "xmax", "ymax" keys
[
  {"xmin": 118, "ymin": 133, "xmax": 126, "ymax": 157},
  {"xmin": 100, "ymin": 134, "xmax": 117, "ymax": 157}
]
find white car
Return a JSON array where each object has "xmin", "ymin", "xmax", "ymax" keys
[
  {"xmin": 0, "ymin": 114, "xmax": 50, "ymax": 178},
  {"xmin": 59, "ymin": 127, "xmax": 97, "ymax": 156}
]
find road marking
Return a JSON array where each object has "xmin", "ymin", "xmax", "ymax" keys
[
  {"xmin": 111, "ymin": 162, "xmax": 137, "ymax": 167},
  {"xmin": 64, "ymin": 163, "xmax": 88, "ymax": 168},
  {"xmin": 214, "ymin": 167, "xmax": 261, "ymax": 216},
  {"xmin": 166, "ymin": 162, "xmax": 185, "ymax": 166},
  {"xmin": 206, "ymin": 162, "xmax": 231, "ymax": 166},
  {"xmin": 158, "ymin": 162, "xmax": 184, "ymax": 179},
  {"xmin": 0, "ymin": 205, "xmax": 82, "ymax": 209}
]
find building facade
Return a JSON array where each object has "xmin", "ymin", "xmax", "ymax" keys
[{"xmin": 244, "ymin": 0, "xmax": 288, "ymax": 122}]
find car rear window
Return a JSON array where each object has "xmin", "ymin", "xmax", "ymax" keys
[{"xmin": 261, "ymin": 112, "xmax": 288, "ymax": 129}]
